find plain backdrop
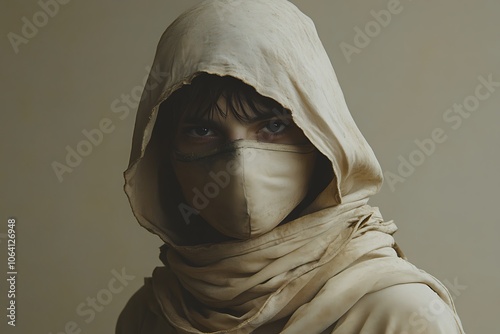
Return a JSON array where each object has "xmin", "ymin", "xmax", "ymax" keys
[{"xmin": 1, "ymin": 0, "xmax": 499, "ymax": 333}]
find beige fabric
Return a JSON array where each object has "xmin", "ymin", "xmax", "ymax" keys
[
  {"xmin": 171, "ymin": 140, "xmax": 317, "ymax": 239},
  {"xmin": 120, "ymin": 0, "xmax": 465, "ymax": 333}
]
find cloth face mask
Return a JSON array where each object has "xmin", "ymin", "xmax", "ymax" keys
[{"xmin": 171, "ymin": 140, "xmax": 317, "ymax": 239}]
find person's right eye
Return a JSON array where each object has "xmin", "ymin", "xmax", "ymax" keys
[{"xmin": 186, "ymin": 126, "xmax": 215, "ymax": 137}]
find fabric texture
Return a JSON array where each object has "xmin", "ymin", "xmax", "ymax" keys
[
  {"xmin": 119, "ymin": 0, "xmax": 465, "ymax": 333},
  {"xmin": 171, "ymin": 140, "xmax": 318, "ymax": 239}
]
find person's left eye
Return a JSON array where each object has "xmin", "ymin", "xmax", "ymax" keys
[{"xmin": 262, "ymin": 120, "xmax": 287, "ymax": 134}]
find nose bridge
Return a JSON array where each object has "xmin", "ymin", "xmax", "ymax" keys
[
  {"xmin": 223, "ymin": 111, "xmax": 250, "ymax": 141},
  {"xmin": 228, "ymin": 125, "xmax": 248, "ymax": 141},
  {"xmin": 215, "ymin": 94, "xmax": 253, "ymax": 141}
]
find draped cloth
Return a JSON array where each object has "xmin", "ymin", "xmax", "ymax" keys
[{"xmin": 120, "ymin": 0, "xmax": 465, "ymax": 333}]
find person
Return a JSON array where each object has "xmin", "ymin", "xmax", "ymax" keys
[{"xmin": 116, "ymin": 0, "xmax": 465, "ymax": 333}]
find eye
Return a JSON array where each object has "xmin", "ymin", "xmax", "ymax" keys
[
  {"xmin": 186, "ymin": 127, "xmax": 215, "ymax": 137},
  {"xmin": 263, "ymin": 120, "xmax": 287, "ymax": 134}
]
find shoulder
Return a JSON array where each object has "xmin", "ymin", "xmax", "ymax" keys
[
  {"xmin": 115, "ymin": 284, "xmax": 150, "ymax": 334},
  {"xmin": 115, "ymin": 282, "xmax": 175, "ymax": 334},
  {"xmin": 333, "ymin": 283, "xmax": 463, "ymax": 334}
]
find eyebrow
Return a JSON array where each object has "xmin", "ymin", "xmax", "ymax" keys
[{"xmin": 183, "ymin": 110, "xmax": 292, "ymax": 124}]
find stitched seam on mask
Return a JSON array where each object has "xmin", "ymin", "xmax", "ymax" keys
[
  {"xmin": 234, "ymin": 140, "xmax": 316, "ymax": 154},
  {"xmin": 242, "ymin": 148, "xmax": 251, "ymax": 238},
  {"xmin": 174, "ymin": 141, "xmax": 315, "ymax": 162}
]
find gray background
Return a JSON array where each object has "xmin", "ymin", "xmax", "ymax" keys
[{"xmin": 1, "ymin": 0, "xmax": 498, "ymax": 333}]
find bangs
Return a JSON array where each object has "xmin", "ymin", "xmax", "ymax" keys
[
  {"xmin": 181, "ymin": 74, "xmax": 286, "ymax": 123},
  {"xmin": 155, "ymin": 74, "xmax": 290, "ymax": 146}
]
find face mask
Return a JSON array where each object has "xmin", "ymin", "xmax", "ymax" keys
[{"xmin": 171, "ymin": 140, "xmax": 317, "ymax": 239}]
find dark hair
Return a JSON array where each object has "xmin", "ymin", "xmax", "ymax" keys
[{"xmin": 154, "ymin": 73, "xmax": 290, "ymax": 149}]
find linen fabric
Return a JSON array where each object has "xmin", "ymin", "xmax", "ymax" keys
[
  {"xmin": 119, "ymin": 0, "xmax": 466, "ymax": 333},
  {"xmin": 171, "ymin": 140, "xmax": 318, "ymax": 239}
]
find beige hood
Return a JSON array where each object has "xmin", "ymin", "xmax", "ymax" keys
[{"xmin": 125, "ymin": 0, "xmax": 383, "ymax": 245}]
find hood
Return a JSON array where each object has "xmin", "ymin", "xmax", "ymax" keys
[{"xmin": 124, "ymin": 0, "xmax": 383, "ymax": 246}]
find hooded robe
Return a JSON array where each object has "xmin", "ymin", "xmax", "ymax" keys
[{"xmin": 117, "ymin": 0, "xmax": 466, "ymax": 333}]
